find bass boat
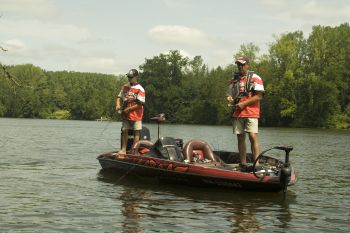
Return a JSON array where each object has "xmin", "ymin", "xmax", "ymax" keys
[{"xmin": 97, "ymin": 123, "xmax": 297, "ymax": 194}]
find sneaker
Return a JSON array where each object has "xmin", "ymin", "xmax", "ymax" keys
[
  {"xmin": 239, "ymin": 163, "xmax": 251, "ymax": 172},
  {"xmin": 254, "ymin": 164, "xmax": 264, "ymax": 171},
  {"xmin": 239, "ymin": 163, "xmax": 264, "ymax": 172}
]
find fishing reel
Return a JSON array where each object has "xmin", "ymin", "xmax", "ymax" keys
[{"xmin": 233, "ymin": 72, "xmax": 241, "ymax": 81}]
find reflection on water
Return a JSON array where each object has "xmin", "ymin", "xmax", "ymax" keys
[
  {"xmin": 1, "ymin": 118, "xmax": 349, "ymax": 232},
  {"xmin": 120, "ymin": 188, "xmax": 144, "ymax": 233},
  {"xmin": 231, "ymin": 206, "xmax": 259, "ymax": 233},
  {"xmin": 98, "ymin": 169, "xmax": 294, "ymax": 233}
]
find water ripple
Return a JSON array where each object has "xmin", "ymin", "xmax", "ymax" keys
[{"xmin": 1, "ymin": 119, "xmax": 349, "ymax": 232}]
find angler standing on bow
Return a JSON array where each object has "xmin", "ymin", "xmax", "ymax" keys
[
  {"xmin": 116, "ymin": 69, "xmax": 145, "ymax": 155},
  {"xmin": 227, "ymin": 56, "xmax": 264, "ymax": 166}
]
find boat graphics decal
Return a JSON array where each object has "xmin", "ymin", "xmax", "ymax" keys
[
  {"xmin": 120, "ymin": 155, "xmax": 190, "ymax": 173},
  {"xmin": 202, "ymin": 178, "xmax": 243, "ymax": 188}
]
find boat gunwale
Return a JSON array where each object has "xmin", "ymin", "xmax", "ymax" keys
[{"xmin": 97, "ymin": 152, "xmax": 288, "ymax": 184}]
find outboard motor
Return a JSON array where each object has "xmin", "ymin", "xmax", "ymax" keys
[
  {"xmin": 126, "ymin": 126, "xmax": 151, "ymax": 151},
  {"xmin": 154, "ymin": 137, "xmax": 184, "ymax": 162}
]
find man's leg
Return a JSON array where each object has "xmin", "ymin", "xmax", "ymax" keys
[
  {"xmin": 133, "ymin": 130, "xmax": 140, "ymax": 147},
  {"xmin": 237, "ymin": 133, "xmax": 246, "ymax": 164},
  {"xmin": 248, "ymin": 132, "xmax": 259, "ymax": 163},
  {"xmin": 131, "ymin": 120, "xmax": 142, "ymax": 149},
  {"xmin": 120, "ymin": 128, "xmax": 128, "ymax": 154},
  {"xmin": 246, "ymin": 118, "xmax": 260, "ymax": 164},
  {"xmin": 233, "ymin": 117, "xmax": 247, "ymax": 164}
]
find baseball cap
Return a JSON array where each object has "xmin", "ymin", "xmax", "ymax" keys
[
  {"xmin": 235, "ymin": 56, "xmax": 249, "ymax": 65},
  {"xmin": 126, "ymin": 69, "xmax": 139, "ymax": 78}
]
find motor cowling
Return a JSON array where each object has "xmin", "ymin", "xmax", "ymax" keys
[
  {"xmin": 281, "ymin": 166, "xmax": 292, "ymax": 181},
  {"xmin": 280, "ymin": 166, "xmax": 292, "ymax": 193}
]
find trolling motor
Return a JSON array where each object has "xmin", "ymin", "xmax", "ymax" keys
[
  {"xmin": 150, "ymin": 113, "xmax": 166, "ymax": 139},
  {"xmin": 252, "ymin": 145, "xmax": 293, "ymax": 197},
  {"xmin": 275, "ymin": 146, "xmax": 293, "ymax": 196}
]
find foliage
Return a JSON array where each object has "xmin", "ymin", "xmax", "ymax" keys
[
  {"xmin": 1, "ymin": 23, "xmax": 349, "ymax": 128},
  {"xmin": 46, "ymin": 110, "xmax": 71, "ymax": 120},
  {"xmin": 0, "ymin": 64, "xmax": 124, "ymax": 121}
]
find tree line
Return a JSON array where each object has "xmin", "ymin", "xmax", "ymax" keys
[{"xmin": 1, "ymin": 23, "xmax": 349, "ymax": 128}]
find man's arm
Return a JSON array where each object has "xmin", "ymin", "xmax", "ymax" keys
[
  {"xmin": 227, "ymin": 83, "xmax": 234, "ymax": 103},
  {"xmin": 122, "ymin": 100, "xmax": 143, "ymax": 114},
  {"xmin": 116, "ymin": 96, "xmax": 122, "ymax": 112},
  {"xmin": 235, "ymin": 91, "xmax": 263, "ymax": 111}
]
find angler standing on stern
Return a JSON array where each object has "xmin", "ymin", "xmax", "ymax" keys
[
  {"xmin": 227, "ymin": 56, "xmax": 264, "ymax": 166},
  {"xmin": 116, "ymin": 69, "xmax": 145, "ymax": 155}
]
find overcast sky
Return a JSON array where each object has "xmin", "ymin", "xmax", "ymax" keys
[{"xmin": 0, "ymin": 0, "xmax": 349, "ymax": 75}]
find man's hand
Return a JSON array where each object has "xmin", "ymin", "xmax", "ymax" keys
[
  {"xmin": 235, "ymin": 102, "xmax": 246, "ymax": 111},
  {"xmin": 120, "ymin": 108, "xmax": 129, "ymax": 119},
  {"xmin": 116, "ymin": 105, "xmax": 121, "ymax": 112},
  {"xmin": 227, "ymin": 96, "xmax": 233, "ymax": 103},
  {"xmin": 235, "ymin": 93, "xmax": 263, "ymax": 111}
]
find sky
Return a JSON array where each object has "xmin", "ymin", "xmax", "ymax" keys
[{"xmin": 0, "ymin": 0, "xmax": 349, "ymax": 75}]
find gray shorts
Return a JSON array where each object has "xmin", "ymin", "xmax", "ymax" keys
[
  {"xmin": 232, "ymin": 117, "xmax": 259, "ymax": 134},
  {"xmin": 122, "ymin": 120, "xmax": 142, "ymax": 130}
]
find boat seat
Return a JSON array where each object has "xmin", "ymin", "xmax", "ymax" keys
[
  {"xmin": 182, "ymin": 139, "xmax": 221, "ymax": 163},
  {"xmin": 131, "ymin": 140, "xmax": 154, "ymax": 155},
  {"xmin": 154, "ymin": 137, "xmax": 184, "ymax": 162}
]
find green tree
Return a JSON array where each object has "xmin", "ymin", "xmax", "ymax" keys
[
  {"xmin": 140, "ymin": 50, "xmax": 189, "ymax": 123},
  {"xmin": 261, "ymin": 31, "xmax": 306, "ymax": 126}
]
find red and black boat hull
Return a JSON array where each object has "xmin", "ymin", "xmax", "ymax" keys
[{"xmin": 97, "ymin": 152, "xmax": 297, "ymax": 192}]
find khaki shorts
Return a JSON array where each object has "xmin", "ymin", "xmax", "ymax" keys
[
  {"xmin": 122, "ymin": 120, "xmax": 142, "ymax": 130},
  {"xmin": 232, "ymin": 117, "xmax": 259, "ymax": 134}
]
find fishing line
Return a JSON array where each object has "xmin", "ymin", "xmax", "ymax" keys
[
  {"xmin": 96, "ymin": 111, "xmax": 120, "ymax": 149},
  {"xmin": 0, "ymin": 136, "xmax": 10, "ymax": 149}
]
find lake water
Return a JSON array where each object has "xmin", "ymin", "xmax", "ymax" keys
[{"xmin": 0, "ymin": 118, "xmax": 349, "ymax": 232}]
